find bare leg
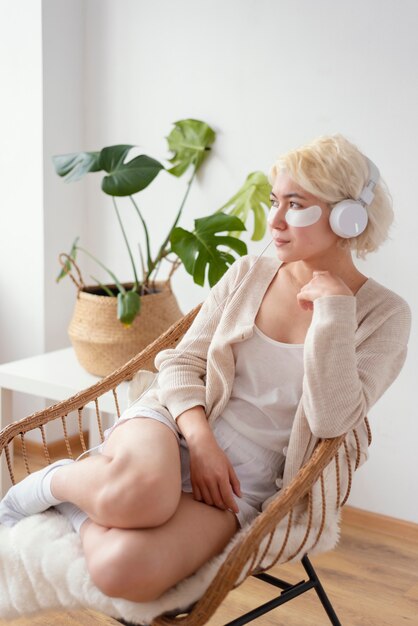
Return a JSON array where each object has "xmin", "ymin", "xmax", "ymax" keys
[
  {"xmin": 81, "ymin": 492, "xmax": 239, "ymax": 602},
  {"xmin": 51, "ymin": 418, "xmax": 182, "ymax": 528}
]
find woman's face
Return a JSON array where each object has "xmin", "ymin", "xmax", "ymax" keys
[{"xmin": 268, "ymin": 171, "xmax": 340, "ymax": 263}]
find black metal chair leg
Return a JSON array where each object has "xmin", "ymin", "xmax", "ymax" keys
[{"xmin": 301, "ymin": 555, "xmax": 342, "ymax": 626}]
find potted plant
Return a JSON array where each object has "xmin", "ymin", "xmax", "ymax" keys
[{"xmin": 53, "ymin": 118, "xmax": 271, "ymax": 376}]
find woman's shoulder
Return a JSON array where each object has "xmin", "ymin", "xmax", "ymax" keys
[
  {"xmin": 231, "ymin": 253, "xmax": 281, "ymax": 276},
  {"xmin": 361, "ymin": 277, "xmax": 410, "ymax": 315},
  {"xmin": 211, "ymin": 254, "xmax": 281, "ymax": 307},
  {"xmin": 357, "ymin": 277, "xmax": 411, "ymax": 338}
]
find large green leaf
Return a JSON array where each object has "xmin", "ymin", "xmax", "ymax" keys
[
  {"xmin": 170, "ymin": 213, "xmax": 247, "ymax": 287},
  {"xmin": 166, "ymin": 119, "xmax": 216, "ymax": 177},
  {"xmin": 218, "ymin": 171, "xmax": 271, "ymax": 241},
  {"xmin": 53, "ymin": 145, "xmax": 164, "ymax": 196},
  {"xmin": 52, "ymin": 152, "xmax": 101, "ymax": 182},
  {"xmin": 99, "ymin": 145, "xmax": 134, "ymax": 173},
  {"xmin": 100, "ymin": 146, "xmax": 164, "ymax": 196}
]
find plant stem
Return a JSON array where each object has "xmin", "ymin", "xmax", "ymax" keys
[
  {"xmin": 77, "ymin": 245, "xmax": 126, "ymax": 294},
  {"xmin": 90, "ymin": 276, "xmax": 115, "ymax": 297},
  {"xmin": 129, "ymin": 195, "xmax": 153, "ymax": 277},
  {"xmin": 137, "ymin": 242, "xmax": 146, "ymax": 280},
  {"xmin": 112, "ymin": 197, "xmax": 140, "ymax": 289},
  {"xmin": 145, "ymin": 165, "xmax": 197, "ymax": 283}
]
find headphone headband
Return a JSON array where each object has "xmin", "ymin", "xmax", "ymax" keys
[{"xmin": 358, "ymin": 157, "xmax": 380, "ymax": 207}]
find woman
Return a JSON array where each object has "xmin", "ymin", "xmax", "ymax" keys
[{"xmin": 0, "ymin": 134, "xmax": 411, "ymax": 603}]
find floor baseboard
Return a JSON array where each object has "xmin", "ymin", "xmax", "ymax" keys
[{"xmin": 342, "ymin": 504, "xmax": 418, "ymax": 539}]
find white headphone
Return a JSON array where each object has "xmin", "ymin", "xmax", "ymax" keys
[{"xmin": 329, "ymin": 158, "xmax": 380, "ymax": 239}]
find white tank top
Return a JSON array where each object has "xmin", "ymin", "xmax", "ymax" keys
[{"xmin": 221, "ymin": 324, "xmax": 304, "ymax": 452}]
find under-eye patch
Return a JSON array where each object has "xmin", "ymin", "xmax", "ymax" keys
[{"xmin": 285, "ymin": 205, "xmax": 322, "ymax": 227}]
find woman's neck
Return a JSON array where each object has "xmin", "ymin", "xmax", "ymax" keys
[{"xmin": 281, "ymin": 250, "xmax": 368, "ymax": 294}]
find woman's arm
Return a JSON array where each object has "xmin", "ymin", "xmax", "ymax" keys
[
  {"xmin": 297, "ymin": 272, "xmax": 411, "ymax": 438},
  {"xmin": 155, "ymin": 256, "xmax": 248, "ymax": 420}
]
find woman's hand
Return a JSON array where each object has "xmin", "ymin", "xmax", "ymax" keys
[
  {"xmin": 187, "ymin": 432, "xmax": 241, "ymax": 514},
  {"xmin": 297, "ymin": 271, "xmax": 353, "ymax": 311},
  {"xmin": 177, "ymin": 405, "xmax": 241, "ymax": 513}
]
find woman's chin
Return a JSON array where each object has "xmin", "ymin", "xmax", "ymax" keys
[{"xmin": 274, "ymin": 246, "xmax": 295, "ymax": 262}]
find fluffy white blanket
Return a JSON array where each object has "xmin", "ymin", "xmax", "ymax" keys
[{"xmin": 0, "ymin": 505, "xmax": 340, "ymax": 625}]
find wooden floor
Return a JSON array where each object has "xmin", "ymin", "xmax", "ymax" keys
[{"xmin": 1, "ymin": 450, "xmax": 417, "ymax": 625}]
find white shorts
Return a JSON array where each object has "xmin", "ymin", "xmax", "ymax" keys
[{"xmin": 102, "ymin": 406, "xmax": 283, "ymax": 528}]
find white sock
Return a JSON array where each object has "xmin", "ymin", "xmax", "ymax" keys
[
  {"xmin": 0, "ymin": 458, "xmax": 74, "ymax": 527},
  {"xmin": 55, "ymin": 501, "xmax": 89, "ymax": 534}
]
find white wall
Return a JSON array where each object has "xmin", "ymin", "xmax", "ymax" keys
[
  {"xmin": 0, "ymin": 0, "xmax": 86, "ymax": 420},
  {"xmin": 42, "ymin": 0, "xmax": 87, "ymax": 352},
  {"xmin": 79, "ymin": 0, "xmax": 418, "ymax": 522},
  {"xmin": 0, "ymin": 0, "xmax": 86, "ymax": 360},
  {"xmin": 1, "ymin": 0, "xmax": 417, "ymax": 522},
  {"xmin": 0, "ymin": 0, "xmax": 44, "ymax": 363},
  {"xmin": 0, "ymin": 0, "xmax": 46, "ymax": 419}
]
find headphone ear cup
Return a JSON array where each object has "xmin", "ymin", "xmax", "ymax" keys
[{"xmin": 329, "ymin": 200, "xmax": 368, "ymax": 238}]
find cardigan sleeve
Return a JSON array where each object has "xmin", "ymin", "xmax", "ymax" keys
[
  {"xmin": 154, "ymin": 257, "xmax": 246, "ymax": 420},
  {"xmin": 302, "ymin": 294, "xmax": 411, "ymax": 438}
]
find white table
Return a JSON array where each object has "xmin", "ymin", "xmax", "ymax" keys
[{"xmin": 0, "ymin": 347, "xmax": 129, "ymax": 494}]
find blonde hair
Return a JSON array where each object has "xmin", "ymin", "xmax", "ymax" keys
[{"xmin": 269, "ymin": 134, "xmax": 394, "ymax": 259}]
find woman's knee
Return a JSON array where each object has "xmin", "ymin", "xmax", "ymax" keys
[
  {"xmin": 94, "ymin": 458, "xmax": 181, "ymax": 527},
  {"xmin": 87, "ymin": 535, "xmax": 167, "ymax": 601}
]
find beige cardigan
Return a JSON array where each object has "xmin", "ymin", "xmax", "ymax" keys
[{"xmin": 138, "ymin": 254, "xmax": 411, "ymax": 498}]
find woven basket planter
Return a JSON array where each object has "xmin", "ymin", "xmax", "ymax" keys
[{"xmin": 68, "ymin": 281, "xmax": 183, "ymax": 377}]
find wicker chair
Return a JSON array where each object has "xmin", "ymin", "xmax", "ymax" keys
[{"xmin": 0, "ymin": 305, "xmax": 371, "ymax": 626}]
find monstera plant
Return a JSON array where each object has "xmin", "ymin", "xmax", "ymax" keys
[{"xmin": 53, "ymin": 118, "xmax": 271, "ymax": 325}]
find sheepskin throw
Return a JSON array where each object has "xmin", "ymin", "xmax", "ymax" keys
[{"xmin": 0, "ymin": 506, "xmax": 340, "ymax": 624}]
